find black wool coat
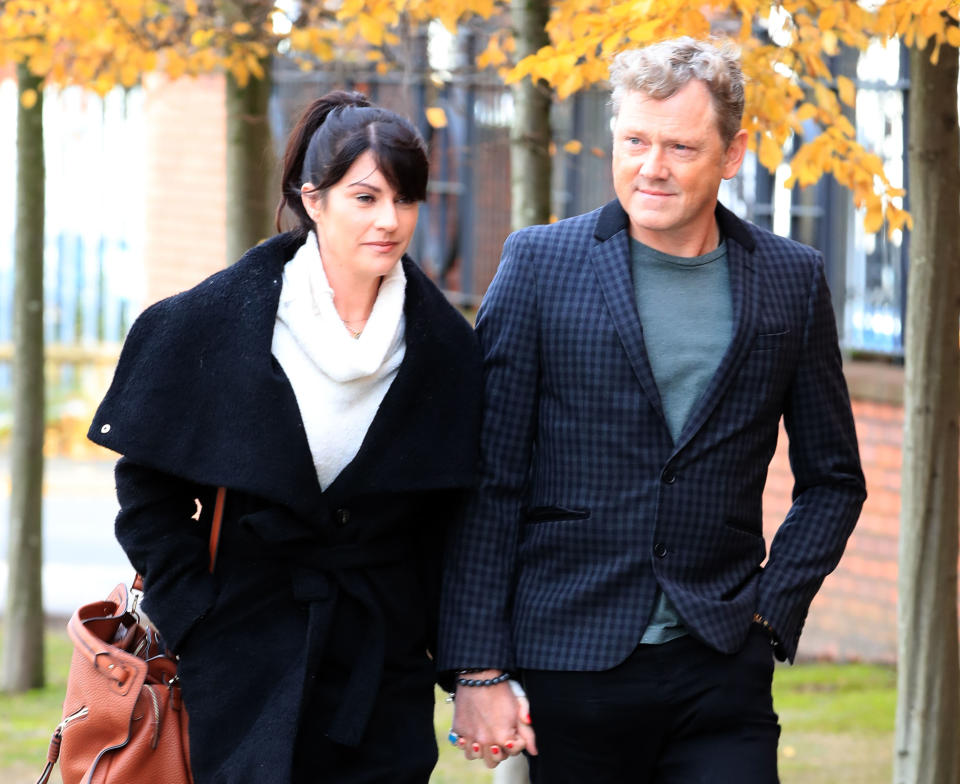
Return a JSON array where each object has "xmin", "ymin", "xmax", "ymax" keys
[{"xmin": 88, "ymin": 232, "xmax": 482, "ymax": 783}]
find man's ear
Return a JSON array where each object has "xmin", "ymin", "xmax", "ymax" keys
[{"xmin": 723, "ymin": 129, "xmax": 749, "ymax": 180}]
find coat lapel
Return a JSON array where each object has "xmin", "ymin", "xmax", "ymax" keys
[
  {"xmin": 89, "ymin": 235, "xmax": 481, "ymax": 523},
  {"xmin": 672, "ymin": 203, "xmax": 759, "ymax": 454},
  {"xmin": 589, "ymin": 200, "xmax": 668, "ymax": 426},
  {"xmin": 194, "ymin": 237, "xmax": 329, "ymax": 519}
]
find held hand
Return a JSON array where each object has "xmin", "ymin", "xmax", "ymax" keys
[
  {"xmin": 451, "ymin": 675, "xmax": 535, "ymax": 768},
  {"xmin": 513, "ymin": 691, "xmax": 538, "ymax": 757}
]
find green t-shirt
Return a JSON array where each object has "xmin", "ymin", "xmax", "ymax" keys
[{"xmin": 630, "ymin": 236, "xmax": 733, "ymax": 644}]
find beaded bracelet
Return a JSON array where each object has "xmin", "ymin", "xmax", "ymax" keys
[
  {"xmin": 752, "ymin": 612, "xmax": 778, "ymax": 646},
  {"xmin": 455, "ymin": 671, "xmax": 512, "ymax": 687}
]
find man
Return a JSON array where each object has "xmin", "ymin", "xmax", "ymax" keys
[{"xmin": 439, "ymin": 37, "xmax": 866, "ymax": 783}]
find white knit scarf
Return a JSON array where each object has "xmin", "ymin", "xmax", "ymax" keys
[{"xmin": 271, "ymin": 232, "xmax": 406, "ymax": 490}]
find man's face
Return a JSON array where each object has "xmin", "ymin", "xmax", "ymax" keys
[{"xmin": 611, "ymin": 80, "xmax": 747, "ymax": 254}]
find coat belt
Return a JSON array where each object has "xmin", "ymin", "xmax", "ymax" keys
[{"xmin": 257, "ymin": 536, "xmax": 413, "ymax": 747}]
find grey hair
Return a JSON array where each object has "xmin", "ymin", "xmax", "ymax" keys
[{"xmin": 609, "ymin": 37, "xmax": 745, "ymax": 145}]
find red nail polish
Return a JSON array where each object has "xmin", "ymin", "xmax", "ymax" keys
[
  {"xmin": 526, "ymin": 713, "xmax": 531, "ymax": 724},
  {"xmin": 491, "ymin": 745, "xmax": 500, "ymax": 755},
  {"xmin": 457, "ymin": 738, "xmax": 466, "ymax": 747},
  {"xmin": 472, "ymin": 743, "xmax": 480, "ymax": 753},
  {"xmin": 505, "ymin": 742, "xmax": 514, "ymax": 750}
]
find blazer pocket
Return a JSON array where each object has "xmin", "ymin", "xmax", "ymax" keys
[
  {"xmin": 723, "ymin": 517, "xmax": 763, "ymax": 538},
  {"xmin": 523, "ymin": 505, "xmax": 591, "ymax": 524},
  {"xmin": 751, "ymin": 330, "xmax": 790, "ymax": 352}
]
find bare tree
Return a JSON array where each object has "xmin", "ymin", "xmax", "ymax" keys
[
  {"xmin": 2, "ymin": 64, "xmax": 46, "ymax": 692},
  {"xmin": 894, "ymin": 39, "xmax": 960, "ymax": 784},
  {"xmin": 509, "ymin": 0, "xmax": 551, "ymax": 230},
  {"xmin": 226, "ymin": 60, "xmax": 276, "ymax": 265}
]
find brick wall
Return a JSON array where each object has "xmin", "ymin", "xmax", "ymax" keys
[{"xmin": 142, "ymin": 73, "xmax": 227, "ymax": 306}]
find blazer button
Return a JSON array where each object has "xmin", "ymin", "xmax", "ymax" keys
[
  {"xmin": 335, "ymin": 508, "xmax": 351, "ymax": 527},
  {"xmin": 661, "ymin": 468, "xmax": 677, "ymax": 484},
  {"xmin": 654, "ymin": 542, "xmax": 667, "ymax": 558}
]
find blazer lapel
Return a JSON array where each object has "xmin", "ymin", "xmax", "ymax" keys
[
  {"xmin": 589, "ymin": 201, "xmax": 668, "ymax": 426},
  {"xmin": 672, "ymin": 203, "xmax": 759, "ymax": 454}
]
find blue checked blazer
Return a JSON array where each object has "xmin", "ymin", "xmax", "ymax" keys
[{"xmin": 438, "ymin": 199, "xmax": 866, "ymax": 670}]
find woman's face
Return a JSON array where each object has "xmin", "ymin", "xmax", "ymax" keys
[{"xmin": 303, "ymin": 149, "xmax": 420, "ymax": 282}]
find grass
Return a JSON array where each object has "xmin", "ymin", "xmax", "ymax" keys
[
  {"xmin": 0, "ymin": 625, "xmax": 895, "ymax": 784},
  {"xmin": 0, "ymin": 623, "xmax": 71, "ymax": 784},
  {"xmin": 774, "ymin": 661, "xmax": 896, "ymax": 784}
]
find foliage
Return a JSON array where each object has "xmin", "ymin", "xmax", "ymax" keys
[
  {"xmin": 487, "ymin": 0, "xmax": 960, "ymax": 236},
  {"xmin": 0, "ymin": 0, "xmax": 955, "ymax": 238}
]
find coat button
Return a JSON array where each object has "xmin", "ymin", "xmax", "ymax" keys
[
  {"xmin": 654, "ymin": 542, "xmax": 667, "ymax": 558},
  {"xmin": 661, "ymin": 468, "xmax": 677, "ymax": 484},
  {"xmin": 100, "ymin": 423, "xmax": 111, "ymax": 434},
  {"xmin": 335, "ymin": 508, "xmax": 351, "ymax": 527}
]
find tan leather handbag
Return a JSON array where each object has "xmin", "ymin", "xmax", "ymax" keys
[{"xmin": 37, "ymin": 487, "xmax": 226, "ymax": 784}]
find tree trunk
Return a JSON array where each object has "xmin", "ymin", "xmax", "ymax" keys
[
  {"xmin": 894, "ymin": 40, "xmax": 960, "ymax": 784},
  {"xmin": 509, "ymin": 0, "xmax": 551, "ymax": 230},
  {"xmin": 2, "ymin": 65, "xmax": 46, "ymax": 693},
  {"xmin": 225, "ymin": 58, "xmax": 275, "ymax": 266}
]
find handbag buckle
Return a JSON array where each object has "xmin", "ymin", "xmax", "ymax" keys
[{"xmin": 128, "ymin": 585, "xmax": 143, "ymax": 622}]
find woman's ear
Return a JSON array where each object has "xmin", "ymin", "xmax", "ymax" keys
[{"xmin": 300, "ymin": 183, "xmax": 321, "ymax": 222}]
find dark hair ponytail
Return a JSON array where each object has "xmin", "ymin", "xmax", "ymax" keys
[
  {"xmin": 275, "ymin": 90, "xmax": 429, "ymax": 241},
  {"xmin": 276, "ymin": 90, "xmax": 371, "ymax": 237}
]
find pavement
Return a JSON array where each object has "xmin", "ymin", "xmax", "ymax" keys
[{"xmin": 0, "ymin": 451, "xmax": 133, "ymax": 619}]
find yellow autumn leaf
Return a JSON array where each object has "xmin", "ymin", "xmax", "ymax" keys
[
  {"xmin": 358, "ymin": 13, "xmax": 384, "ymax": 46},
  {"xmin": 232, "ymin": 21, "xmax": 253, "ymax": 36},
  {"xmin": 947, "ymin": 26, "xmax": 960, "ymax": 47},
  {"xmin": 564, "ymin": 139, "xmax": 583, "ymax": 154},
  {"xmin": 821, "ymin": 31, "xmax": 839, "ymax": 56},
  {"xmin": 164, "ymin": 49, "xmax": 187, "ymax": 80},
  {"xmin": 758, "ymin": 133, "xmax": 783, "ymax": 171},
  {"xmin": 477, "ymin": 37, "xmax": 507, "ymax": 69},
  {"xmin": 425, "ymin": 107, "xmax": 447, "ymax": 128},
  {"xmin": 863, "ymin": 202, "xmax": 884, "ymax": 234},
  {"xmin": 885, "ymin": 204, "xmax": 912, "ymax": 236},
  {"xmin": 796, "ymin": 102, "xmax": 818, "ymax": 123},
  {"xmin": 120, "ymin": 62, "xmax": 139, "ymax": 87},
  {"xmin": 920, "ymin": 12, "xmax": 944, "ymax": 40},
  {"xmin": 230, "ymin": 61, "xmax": 250, "ymax": 88},
  {"xmin": 20, "ymin": 88, "xmax": 38, "ymax": 109},
  {"xmin": 185, "ymin": 0, "xmax": 198, "ymax": 15},
  {"xmin": 556, "ymin": 68, "xmax": 583, "ymax": 100},
  {"xmin": 191, "ymin": 29, "xmax": 214, "ymax": 48},
  {"xmin": 836, "ymin": 75, "xmax": 855, "ymax": 107},
  {"xmin": 818, "ymin": 4, "xmax": 839, "ymax": 30}
]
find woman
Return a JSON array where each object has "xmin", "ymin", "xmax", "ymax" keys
[{"xmin": 88, "ymin": 91, "xmax": 482, "ymax": 783}]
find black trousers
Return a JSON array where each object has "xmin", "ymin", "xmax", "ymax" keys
[{"xmin": 522, "ymin": 626, "xmax": 780, "ymax": 784}]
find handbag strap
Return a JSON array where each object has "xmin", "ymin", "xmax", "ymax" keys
[
  {"xmin": 208, "ymin": 485, "xmax": 227, "ymax": 572},
  {"xmin": 131, "ymin": 486, "xmax": 227, "ymax": 593}
]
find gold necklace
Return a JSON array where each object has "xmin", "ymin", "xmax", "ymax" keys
[{"xmin": 342, "ymin": 318, "xmax": 367, "ymax": 339}]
